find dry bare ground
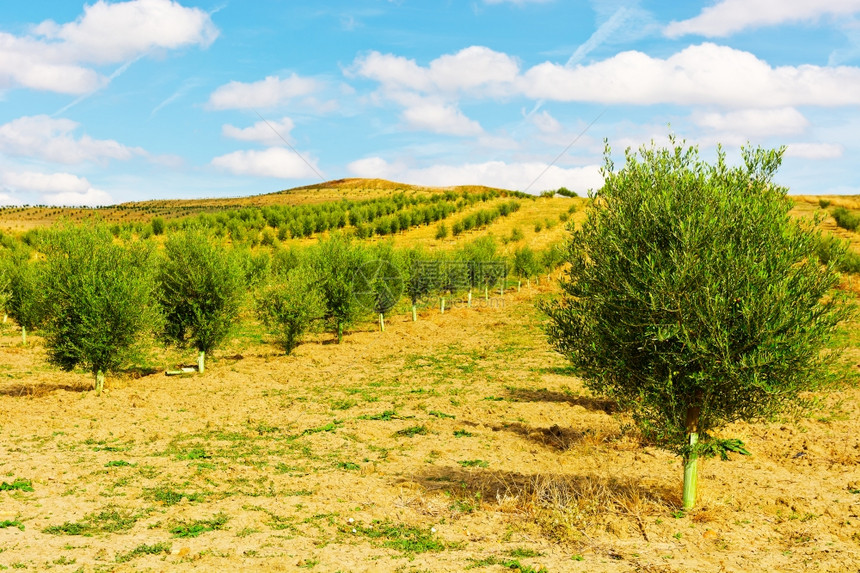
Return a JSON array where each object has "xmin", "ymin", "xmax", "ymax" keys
[{"xmin": 0, "ymin": 278, "xmax": 858, "ymax": 573}]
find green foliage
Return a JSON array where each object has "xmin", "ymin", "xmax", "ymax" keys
[
  {"xmin": 403, "ymin": 246, "xmax": 434, "ymax": 306},
  {"xmin": 345, "ymin": 520, "xmax": 446, "ymax": 554},
  {"xmin": 5, "ymin": 254, "xmax": 48, "ymax": 334},
  {"xmin": 170, "ymin": 513, "xmax": 229, "ymax": 538},
  {"xmin": 557, "ymin": 186, "xmax": 578, "ymax": 198},
  {"xmin": 256, "ymin": 265, "xmax": 324, "ymax": 354},
  {"xmin": 115, "ymin": 542, "xmax": 172, "ymax": 563},
  {"xmin": 158, "ymin": 227, "xmax": 244, "ymax": 355},
  {"xmin": 832, "ymin": 206, "xmax": 859, "ymax": 232},
  {"xmin": 150, "ymin": 217, "xmax": 165, "ymax": 236},
  {"xmin": 359, "ymin": 241, "xmax": 405, "ymax": 316},
  {"xmin": 543, "ymin": 138, "xmax": 854, "ymax": 457},
  {"xmin": 512, "ymin": 246, "xmax": 540, "ymax": 279},
  {"xmin": 308, "ymin": 233, "xmax": 368, "ymax": 343},
  {"xmin": 540, "ymin": 190, "xmax": 556, "ymax": 198},
  {"xmin": 815, "ymin": 234, "xmax": 860, "ymax": 274},
  {"xmin": 818, "ymin": 199, "xmax": 831, "ymax": 209},
  {"xmin": 435, "ymin": 222, "xmax": 449, "ymax": 239},
  {"xmin": 42, "ymin": 224, "xmax": 159, "ymax": 380},
  {"xmin": 0, "ymin": 478, "xmax": 33, "ymax": 492}
]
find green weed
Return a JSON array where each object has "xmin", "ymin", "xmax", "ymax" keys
[
  {"xmin": 115, "ymin": 542, "xmax": 171, "ymax": 563},
  {"xmin": 170, "ymin": 513, "xmax": 230, "ymax": 538}
]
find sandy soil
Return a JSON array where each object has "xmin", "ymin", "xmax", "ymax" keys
[{"xmin": 0, "ymin": 281, "xmax": 858, "ymax": 573}]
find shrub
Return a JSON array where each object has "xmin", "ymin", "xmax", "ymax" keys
[
  {"xmin": 435, "ymin": 223, "xmax": 449, "ymax": 240},
  {"xmin": 832, "ymin": 206, "xmax": 859, "ymax": 232},
  {"xmin": 557, "ymin": 187, "xmax": 578, "ymax": 198},
  {"xmin": 5, "ymin": 255, "xmax": 48, "ymax": 345},
  {"xmin": 308, "ymin": 233, "xmax": 368, "ymax": 343},
  {"xmin": 42, "ymin": 225, "xmax": 159, "ymax": 393},
  {"xmin": 157, "ymin": 227, "xmax": 245, "ymax": 373},
  {"xmin": 542, "ymin": 139, "xmax": 853, "ymax": 509},
  {"xmin": 256, "ymin": 265, "xmax": 323, "ymax": 354},
  {"xmin": 540, "ymin": 190, "xmax": 556, "ymax": 198},
  {"xmin": 512, "ymin": 247, "xmax": 540, "ymax": 280},
  {"xmin": 151, "ymin": 217, "xmax": 165, "ymax": 236},
  {"xmin": 360, "ymin": 242, "xmax": 405, "ymax": 331},
  {"xmin": 509, "ymin": 227, "xmax": 525, "ymax": 242},
  {"xmin": 818, "ymin": 198, "xmax": 831, "ymax": 209}
]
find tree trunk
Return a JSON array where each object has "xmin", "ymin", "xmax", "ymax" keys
[
  {"xmin": 197, "ymin": 350, "xmax": 206, "ymax": 374},
  {"xmin": 95, "ymin": 370, "xmax": 105, "ymax": 395},
  {"xmin": 379, "ymin": 313, "xmax": 385, "ymax": 332},
  {"xmin": 411, "ymin": 305, "xmax": 417, "ymax": 322},
  {"xmin": 484, "ymin": 285, "xmax": 489, "ymax": 301},
  {"xmin": 3, "ymin": 313, "xmax": 7, "ymax": 323},
  {"xmin": 21, "ymin": 325, "xmax": 26, "ymax": 346},
  {"xmin": 440, "ymin": 298, "xmax": 445, "ymax": 314},
  {"xmin": 337, "ymin": 321, "xmax": 343, "ymax": 344},
  {"xmin": 468, "ymin": 290, "xmax": 472, "ymax": 308},
  {"xmin": 683, "ymin": 406, "xmax": 701, "ymax": 510},
  {"xmin": 517, "ymin": 280, "xmax": 521, "ymax": 292}
]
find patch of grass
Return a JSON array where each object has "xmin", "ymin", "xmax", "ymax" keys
[
  {"xmin": 298, "ymin": 420, "xmax": 343, "ymax": 436},
  {"xmin": 483, "ymin": 396, "xmax": 505, "ymax": 402},
  {"xmin": 337, "ymin": 461, "xmax": 361, "ymax": 470},
  {"xmin": 466, "ymin": 556, "xmax": 547, "ymax": 572},
  {"xmin": 331, "ymin": 399, "xmax": 356, "ymax": 410},
  {"xmin": 395, "ymin": 425, "xmax": 429, "ymax": 437},
  {"xmin": 509, "ymin": 548, "xmax": 543, "ymax": 558},
  {"xmin": 359, "ymin": 410, "xmax": 400, "ymax": 421},
  {"xmin": 44, "ymin": 506, "xmax": 142, "ymax": 536},
  {"xmin": 0, "ymin": 478, "xmax": 33, "ymax": 492},
  {"xmin": 345, "ymin": 520, "xmax": 446, "ymax": 554},
  {"xmin": 105, "ymin": 460, "xmax": 133, "ymax": 468},
  {"xmin": 428, "ymin": 410, "xmax": 455, "ymax": 419},
  {"xmin": 170, "ymin": 512, "xmax": 230, "ymax": 538},
  {"xmin": 0, "ymin": 519, "xmax": 24, "ymax": 531},
  {"xmin": 453, "ymin": 429, "xmax": 474, "ymax": 438},
  {"xmin": 115, "ymin": 542, "xmax": 171, "ymax": 563},
  {"xmin": 176, "ymin": 447, "xmax": 211, "ymax": 461},
  {"xmin": 144, "ymin": 486, "xmax": 206, "ymax": 506},
  {"xmin": 458, "ymin": 459, "xmax": 489, "ymax": 468}
]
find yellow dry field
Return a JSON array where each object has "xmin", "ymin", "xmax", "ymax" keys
[{"xmin": 1, "ymin": 280, "xmax": 859, "ymax": 572}]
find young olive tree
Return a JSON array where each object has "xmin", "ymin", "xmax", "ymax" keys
[
  {"xmin": 6, "ymin": 255, "xmax": 48, "ymax": 345},
  {"xmin": 542, "ymin": 139, "xmax": 853, "ymax": 510},
  {"xmin": 42, "ymin": 225, "xmax": 159, "ymax": 394},
  {"xmin": 403, "ymin": 246, "xmax": 434, "ymax": 321},
  {"xmin": 309, "ymin": 233, "xmax": 368, "ymax": 343},
  {"xmin": 158, "ymin": 227, "xmax": 244, "ymax": 373},
  {"xmin": 256, "ymin": 265, "xmax": 323, "ymax": 354}
]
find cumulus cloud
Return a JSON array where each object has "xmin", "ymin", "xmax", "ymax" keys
[
  {"xmin": 401, "ymin": 102, "xmax": 483, "ymax": 136},
  {"xmin": 2, "ymin": 171, "xmax": 91, "ymax": 193},
  {"xmin": 0, "ymin": 0, "xmax": 217, "ymax": 94},
  {"xmin": 43, "ymin": 187, "xmax": 114, "ymax": 206},
  {"xmin": 665, "ymin": 0, "xmax": 860, "ymax": 38},
  {"xmin": 784, "ymin": 142, "xmax": 844, "ymax": 159},
  {"xmin": 693, "ymin": 107, "xmax": 810, "ymax": 137},
  {"xmin": 222, "ymin": 117, "xmax": 295, "ymax": 145},
  {"xmin": 352, "ymin": 46, "xmax": 519, "ymax": 96},
  {"xmin": 211, "ymin": 147, "xmax": 322, "ymax": 179},
  {"xmin": 520, "ymin": 43, "xmax": 860, "ymax": 107},
  {"xmin": 207, "ymin": 74, "xmax": 319, "ymax": 110},
  {"xmin": 347, "ymin": 156, "xmax": 603, "ymax": 192},
  {"xmin": 0, "ymin": 115, "xmax": 140, "ymax": 164}
]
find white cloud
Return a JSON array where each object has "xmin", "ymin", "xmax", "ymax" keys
[
  {"xmin": 401, "ymin": 102, "xmax": 483, "ymax": 136},
  {"xmin": 222, "ymin": 117, "xmax": 295, "ymax": 145},
  {"xmin": 207, "ymin": 74, "xmax": 320, "ymax": 110},
  {"xmin": 784, "ymin": 142, "xmax": 844, "ymax": 159},
  {"xmin": 521, "ymin": 43, "xmax": 860, "ymax": 107},
  {"xmin": 693, "ymin": 107, "xmax": 810, "ymax": 137},
  {"xmin": 2, "ymin": 171, "xmax": 91, "ymax": 193},
  {"xmin": 531, "ymin": 110, "xmax": 563, "ymax": 134},
  {"xmin": 352, "ymin": 46, "xmax": 519, "ymax": 96},
  {"xmin": 0, "ymin": 115, "xmax": 140, "ymax": 164},
  {"xmin": 665, "ymin": 0, "xmax": 860, "ymax": 38},
  {"xmin": 0, "ymin": 0, "xmax": 216, "ymax": 94},
  {"xmin": 43, "ymin": 188, "xmax": 114, "ymax": 207},
  {"xmin": 348, "ymin": 156, "xmax": 603, "ymax": 192},
  {"xmin": 211, "ymin": 147, "xmax": 322, "ymax": 179}
]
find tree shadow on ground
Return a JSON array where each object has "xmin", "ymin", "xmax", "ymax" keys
[
  {"xmin": 505, "ymin": 386, "xmax": 617, "ymax": 413},
  {"xmin": 487, "ymin": 421, "xmax": 626, "ymax": 452},
  {"xmin": 0, "ymin": 381, "xmax": 91, "ymax": 397}
]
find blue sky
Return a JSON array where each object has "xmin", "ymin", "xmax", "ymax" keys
[{"xmin": 2, "ymin": 0, "xmax": 860, "ymax": 205}]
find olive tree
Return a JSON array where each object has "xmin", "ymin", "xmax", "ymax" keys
[
  {"xmin": 42, "ymin": 225, "xmax": 159, "ymax": 394},
  {"xmin": 542, "ymin": 139, "xmax": 853, "ymax": 509},
  {"xmin": 158, "ymin": 227, "xmax": 244, "ymax": 373},
  {"xmin": 256, "ymin": 265, "xmax": 323, "ymax": 354},
  {"xmin": 359, "ymin": 242, "xmax": 404, "ymax": 331},
  {"xmin": 309, "ymin": 233, "xmax": 368, "ymax": 343},
  {"xmin": 403, "ymin": 246, "xmax": 434, "ymax": 321},
  {"xmin": 6, "ymin": 255, "xmax": 48, "ymax": 345}
]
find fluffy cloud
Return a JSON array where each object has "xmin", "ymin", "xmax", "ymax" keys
[
  {"xmin": 352, "ymin": 46, "xmax": 519, "ymax": 96},
  {"xmin": 207, "ymin": 74, "xmax": 319, "ymax": 110},
  {"xmin": 211, "ymin": 147, "xmax": 322, "ymax": 179},
  {"xmin": 401, "ymin": 102, "xmax": 483, "ymax": 136},
  {"xmin": 693, "ymin": 107, "xmax": 810, "ymax": 137},
  {"xmin": 222, "ymin": 117, "xmax": 295, "ymax": 145},
  {"xmin": 0, "ymin": 115, "xmax": 140, "ymax": 164},
  {"xmin": 0, "ymin": 0, "xmax": 217, "ymax": 94},
  {"xmin": 665, "ymin": 0, "xmax": 860, "ymax": 38},
  {"xmin": 784, "ymin": 142, "xmax": 844, "ymax": 159},
  {"xmin": 43, "ymin": 188, "xmax": 114, "ymax": 207},
  {"xmin": 520, "ymin": 43, "xmax": 860, "ymax": 107},
  {"xmin": 348, "ymin": 156, "xmax": 603, "ymax": 192},
  {"xmin": 2, "ymin": 171, "xmax": 91, "ymax": 193}
]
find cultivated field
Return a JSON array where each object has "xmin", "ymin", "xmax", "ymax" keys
[{"xmin": 0, "ymin": 181, "xmax": 858, "ymax": 572}]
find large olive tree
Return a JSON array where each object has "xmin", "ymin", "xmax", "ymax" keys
[{"xmin": 542, "ymin": 138, "xmax": 853, "ymax": 509}]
